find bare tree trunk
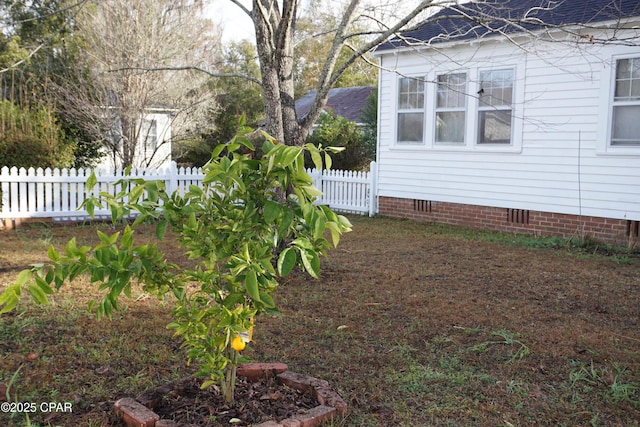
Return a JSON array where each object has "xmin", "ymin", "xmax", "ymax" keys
[{"xmin": 248, "ymin": 0, "xmax": 437, "ymax": 146}]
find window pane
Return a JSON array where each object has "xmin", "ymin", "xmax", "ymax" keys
[
  {"xmin": 632, "ymin": 80, "xmax": 640, "ymax": 98},
  {"xmin": 398, "ymin": 112, "xmax": 424, "ymax": 143},
  {"xmin": 436, "ymin": 112, "xmax": 465, "ymax": 144},
  {"xmin": 479, "ymin": 69, "xmax": 514, "ymax": 107},
  {"xmin": 612, "ymin": 105, "xmax": 640, "ymax": 145},
  {"xmin": 410, "ymin": 92, "xmax": 425, "ymax": 109},
  {"xmin": 616, "ymin": 58, "xmax": 631, "ymax": 79},
  {"xmin": 142, "ymin": 119, "xmax": 157, "ymax": 149},
  {"xmin": 615, "ymin": 58, "xmax": 640, "ymax": 101},
  {"xmin": 398, "ymin": 78, "xmax": 424, "ymax": 109},
  {"xmin": 632, "ymin": 58, "xmax": 640, "ymax": 79},
  {"xmin": 437, "ymin": 73, "xmax": 466, "ymax": 108},
  {"xmin": 478, "ymin": 110, "xmax": 512, "ymax": 144},
  {"xmin": 616, "ymin": 80, "xmax": 631, "ymax": 99}
]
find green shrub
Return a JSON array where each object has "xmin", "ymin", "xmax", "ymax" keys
[
  {"xmin": 0, "ymin": 100, "xmax": 75, "ymax": 168},
  {"xmin": 305, "ymin": 110, "xmax": 373, "ymax": 170}
]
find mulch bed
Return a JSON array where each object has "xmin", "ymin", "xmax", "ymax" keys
[{"xmin": 149, "ymin": 375, "xmax": 318, "ymax": 426}]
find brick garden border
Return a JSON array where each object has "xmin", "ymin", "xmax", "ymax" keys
[{"xmin": 114, "ymin": 363, "xmax": 347, "ymax": 427}]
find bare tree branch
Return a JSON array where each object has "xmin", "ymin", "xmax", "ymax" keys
[
  {"xmin": 0, "ymin": 0, "xmax": 90, "ymax": 74},
  {"xmin": 104, "ymin": 66, "xmax": 262, "ymax": 85}
]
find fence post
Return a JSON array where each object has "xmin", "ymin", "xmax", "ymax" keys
[
  {"xmin": 368, "ymin": 161, "xmax": 377, "ymax": 217},
  {"xmin": 1, "ymin": 167, "xmax": 10, "ymax": 228},
  {"xmin": 309, "ymin": 168, "xmax": 323, "ymax": 204},
  {"xmin": 168, "ymin": 161, "xmax": 178, "ymax": 195}
]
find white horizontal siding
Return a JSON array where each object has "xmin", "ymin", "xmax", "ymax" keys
[{"xmin": 376, "ymin": 33, "xmax": 640, "ymax": 221}]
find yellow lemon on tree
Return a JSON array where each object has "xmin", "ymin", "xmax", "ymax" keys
[{"xmin": 231, "ymin": 336, "xmax": 246, "ymax": 351}]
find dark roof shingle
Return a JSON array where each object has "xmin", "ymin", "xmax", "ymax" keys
[
  {"xmin": 376, "ymin": 0, "xmax": 640, "ymax": 51},
  {"xmin": 295, "ymin": 86, "xmax": 375, "ymax": 123}
]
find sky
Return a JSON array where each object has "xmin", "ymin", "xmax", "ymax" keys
[
  {"xmin": 204, "ymin": 0, "xmax": 433, "ymax": 44},
  {"xmin": 206, "ymin": 1, "xmax": 254, "ymax": 43}
]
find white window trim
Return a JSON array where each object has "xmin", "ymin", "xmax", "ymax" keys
[
  {"xmin": 395, "ymin": 75, "xmax": 426, "ymax": 146},
  {"xmin": 390, "ymin": 65, "xmax": 523, "ymax": 153},
  {"xmin": 471, "ymin": 67, "xmax": 523, "ymax": 152},
  {"xmin": 433, "ymin": 72, "xmax": 468, "ymax": 146},
  {"xmin": 597, "ymin": 52, "xmax": 640, "ymax": 156}
]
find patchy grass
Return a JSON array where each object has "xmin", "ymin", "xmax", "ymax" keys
[{"xmin": 1, "ymin": 216, "xmax": 639, "ymax": 426}]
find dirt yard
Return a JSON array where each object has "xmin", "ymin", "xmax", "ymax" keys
[{"xmin": 0, "ymin": 215, "xmax": 638, "ymax": 426}]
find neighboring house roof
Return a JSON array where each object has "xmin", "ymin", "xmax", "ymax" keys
[
  {"xmin": 295, "ymin": 86, "xmax": 375, "ymax": 124},
  {"xmin": 376, "ymin": 0, "xmax": 640, "ymax": 51}
]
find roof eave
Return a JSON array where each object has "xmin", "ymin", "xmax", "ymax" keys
[{"xmin": 373, "ymin": 12, "xmax": 640, "ymax": 57}]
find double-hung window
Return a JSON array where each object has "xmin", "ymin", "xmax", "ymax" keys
[
  {"xmin": 435, "ymin": 73, "xmax": 467, "ymax": 144},
  {"xmin": 611, "ymin": 57, "xmax": 640, "ymax": 146},
  {"xmin": 477, "ymin": 69, "xmax": 514, "ymax": 144},
  {"xmin": 397, "ymin": 77, "xmax": 425, "ymax": 144},
  {"xmin": 142, "ymin": 119, "xmax": 158, "ymax": 151}
]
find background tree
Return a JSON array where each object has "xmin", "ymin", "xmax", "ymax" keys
[
  {"xmin": 0, "ymin": 0, "xmax": 90, "ymax": 168},
  {"xmin": 56, "ymin": 0, "xmax": 220, "ymax": 169},
  {"xmin": 293, "ymin": 0, "xmax": 376, "ymax": 96},
  {"xmin": 227, "ymin": 0, "xmax": 433, "ymax": 148},
  {"xmin": 359, "ymin": 87, "xmax": 377, "ymax": 164},
  {"xmin": 175, "ymin": 40, "xmax": 264, "ymax": 167}
]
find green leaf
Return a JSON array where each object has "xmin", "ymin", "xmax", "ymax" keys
[
  {"xmin": 300, "ymin": 249, "xmax": 320, "ymax": 279},
  {"xmin": 86, "ymin": 171, "xmax": 97, "ymax": 189},
  {"xmin": 300, "ymin": 184, "xmax": 323, "ymax": 198},
  {"xmin": 110, "ymin": 203, "xmax": 119, "ymax": 224},
  {"xmin": 34, "ymin": 276, "xmax": 54, "ymax": 295},
  {"xmin": 223, "ymin": 293, "xmax": 245, "ymax": 309},
  {"xmin": 277, "ymin": 208, "xmax": 293, "ymax": 236},
  {"xmin": 280, "ymin": 146, "xmax": 303, "ymax": 167},
  {"xmin": 0, "ymin": 283, "xmax": 21, "ymax": 314},
  {"xmin": 15, "ymin": 269, "xmax": 32, "ymax": 286},
  {"xmin": 129, "ymin": 184, "xmax": 145, "ymax": 203},
  {"xmin": 262, "ymin": 139, "xmax": 275, "ymax": 155},
  {"xmin": 97, "ymin": 230, "xmax": 111, "ymax": 244},
  {"xmin": 313, "ymin": 216, "xmax": 326, "ymax": 240},
  {"xmin": 65, "ymin": 238, "xmax": 79, "ymax": 257},
  {"xmin": 187, "ymin": 212, "xmax": 197, "ymax": 231},
  {"xmin": 238, "ymin": 135, "xmax": 255, "ymax": 151},
  {"xmin": 327, "ymin": 146, "xmax": 345, "ymax": 153},
  {"xmin": 227, "ymin": 142, "xmax": 241, "ymax": 152},
  {"xmin": 324, "ymin": 153, "xmax": 332, "ymax": 170},
  {"xmin": 211, "ymin": 143, "xmax": 226, "ymax": 158},
  {"xmin": 121, "ymin": 226, "xmax": 134, "ymax": 250},
  {"xmin": 258, "ymin": 291, "xmax": 275, "ymax": 308},
  {"xmin": 84, "ymin": 198, "xmax": 95, "ymax": 218},
  {"xmin": 291, "ymin": 237, "xmax": 314, "ymax": 250},
  {"xmin": 277, "ymin": 248, "xmax": 297, "ymax": 276},
  {"xmin": 145, "ymin": 181, "xmax": 160, "ymax": 202},
  {"xmin": 28, "ymin": 283, "xmax": 49, "ymax": 305},
  {"xmin": 156, "ymin": 220, "xmax": 168, "ymax": 240},
  {"xmin": 338, "ymin": 214, "xmax": 353, "ymax": 231},
  {"xmin": 263, "ymin": 200, "xmax": 281, "ymax": 223},
  {"xmin": 310, "ymin": 149, "xmax": 323, "ymax": 171},
  {"xmin": 326, "ymin": 222, "xmax": 342, "ymax": 247},
  {"xmin": 47, "ymin": 245, "xmax": 60, "ymax": 262},
  {"xmin": 245, "ymin": 270, "xmax": 261, "ymax": 303}
]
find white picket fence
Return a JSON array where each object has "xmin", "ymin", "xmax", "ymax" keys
[{"xmin": 0, "ymin": 161, "xmax": 377, "ymax": 225}]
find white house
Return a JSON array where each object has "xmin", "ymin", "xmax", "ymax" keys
[
  {"xmin": 372, "ymin": 0, "xmax": 640, "ymax": 246},
  {"xmin": 95, "ymin": 108, "xmax": 174, "ymax": 172}
]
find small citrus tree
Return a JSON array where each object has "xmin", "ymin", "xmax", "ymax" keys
[{"xmin": 0, "ymin": 125, "xmax": 352, "ymax": 404}]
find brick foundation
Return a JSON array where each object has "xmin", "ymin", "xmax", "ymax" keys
[{"xmin": 378, "ymin": 196, "xmax": 639, "ymax": 248}]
